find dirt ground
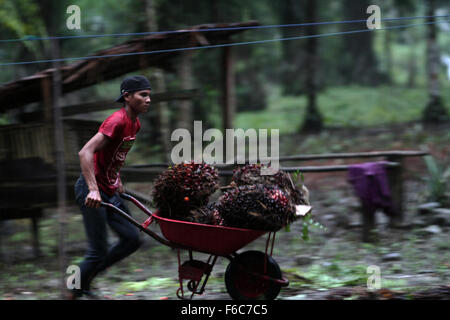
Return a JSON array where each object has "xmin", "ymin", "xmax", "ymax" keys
[
  {"xmin": 0, "ymin": 179, "xmax": 448, "ymax": 300},
  {"xmin": 0, "ymin": 123, "xmax": 449, "ymax": 300}
]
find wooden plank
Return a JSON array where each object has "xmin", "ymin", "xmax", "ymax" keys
[
  {"xmin": 119, "ymin": 162, "xmax": 400, "ymax": 181},
  {"xmin": 277, "ymin": 151, "xmax": 429, "ymax": 161},
  {"xmin": 123, "ymin": 150, "xmax": 428, "ymax": 169}
]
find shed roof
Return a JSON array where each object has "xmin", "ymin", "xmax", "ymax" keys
[{"xmin": 0, "ymin": 21, "xmax": 259, "ymax": 112}]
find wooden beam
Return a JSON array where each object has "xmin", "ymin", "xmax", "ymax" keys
[
  {"xmin": 0, "ymin": 21, "xmax": 260, "ymax": 112},
  {"xmin": 19, "ymin": 89, "xmax": 201, "ymax": 121},
  {"xmin": 277, "ymin": 151, "xmax": 429, "ymax": 162},
  {"xmin": 119, "ymin": 162, "xmax": 400, "ymax": 181},
  {"xmin": 122, "ymin": 150, "xmax": 428, "ymax": 169}
]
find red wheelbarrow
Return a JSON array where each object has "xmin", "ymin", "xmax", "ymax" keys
[{"xmin": 102, "ymin": 193, "xmax": 291, "ymax": 300}]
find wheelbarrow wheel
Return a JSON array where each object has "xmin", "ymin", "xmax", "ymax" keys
[
  {"xmin": 225, "ymin": 250, "xmax": 282, "ymax": 300},
  {"xmin": 187, "ymin": 280, "xmax": 199, "ymax": 293}
]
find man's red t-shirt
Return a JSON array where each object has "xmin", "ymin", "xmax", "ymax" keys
[{"xmin": 94, "ymin": 108, "xmax": 141, "ymax": 196}]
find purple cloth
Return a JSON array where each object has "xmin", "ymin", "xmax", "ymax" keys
[{"xmin": 348, "ymin": 161, "xmax": 393, "ymax": 214}]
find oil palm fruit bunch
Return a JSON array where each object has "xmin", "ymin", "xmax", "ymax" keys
[
  {"xmin": 152, "ymin": 161, "xmax": 219, "ymax": 220},
  {"xmin": 231, "ymin": 163, "xmax": 309, "ymax": 205},
  {"xmin": 188, "ymin": 203, "xmax": 224, "ymax": 225},
  {"xmin": 216, "ymin": 184, "xmax": 297, "ymax": 231}
]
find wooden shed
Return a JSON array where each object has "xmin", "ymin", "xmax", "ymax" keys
[{"xmin": 0, "ymin": 21, "xmax": 259, "ymax": 256}]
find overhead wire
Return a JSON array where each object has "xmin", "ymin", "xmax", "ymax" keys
[
  {"xmin": 0, "ymin": 14, "xmax": 448, "ymax": 43},
  {"xmin": 0, "ymin": 17, "xmax": 449, "ymax": 67}
]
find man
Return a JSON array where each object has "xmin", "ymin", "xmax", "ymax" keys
[{"xmin": 70, "ymin": 75, "xmax": 151, "ymax": 299}]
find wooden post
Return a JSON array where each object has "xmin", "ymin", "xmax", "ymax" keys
[
  {"xmin": 41, "ymin": 77, "xmax": 53, "ymax": 123},
  {"xmin": 177, "ymin": 52, "xmax": 194, "ymax": 133},
  {"xmin": 362, "ymin": 206, "xmax": 376, "ymax": 243},
  {"xmin": 222, "ymin": 44, "xmax": 236, "ymax": 171},
  {"xmin": 0, "ymin": 221, "xmax": 4, "ymax": 262},
  {"xmin": 31, "ymin": 214, "xmax": 41, "ymax": 258},
  {"xmin": 144, "ymin": 0, "xmax": 171, "ymax": 162},
  {"xmin": 386, "ymin": 155, "xmax": 404, "ymax": 226},
  {"xmin": 152, "ymin": 70, "xmax": 171, "ymax": 162},
  {"xmin": 221, "ymin": 45, "xmax": 236, "ymax": 133},
  {"xmin": 51, "ymin": 37, "xmax": 68, "ymax": 297}
]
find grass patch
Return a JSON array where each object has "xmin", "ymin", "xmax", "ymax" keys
[
  {"xmin": 116, "ymin": 277, "xmax": 177, "ymax": 295},
  {"xmin": 288, "ymin": 262, "xmax": 369, "ymax": 290},
  {"xmin": 234, "ymin": 85, "xmax": 450, "ymax": 134}
]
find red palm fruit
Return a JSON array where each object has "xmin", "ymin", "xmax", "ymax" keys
[
  {"xmin": 217, "ymin": 184, "xmax": 297, "ymax": 231},
  {"xmin": 152, "ymin": 161, "xmax": 219, "ymax": 220},
  {"xmin": 231, "ymin": 163, "xmax": 309, "ymax": 205}
]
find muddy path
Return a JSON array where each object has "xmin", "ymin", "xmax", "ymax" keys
[
  {"xmin": 1, "ymin": 124, "xmax": 449, "ymax": 300},
  {"xmin": 0, "ymin": 178, "xmax": 448, "ymax": 300}
]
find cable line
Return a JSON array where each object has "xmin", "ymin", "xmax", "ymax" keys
[
  {"xmin": 0, "ymin": 19, "xmax": 448, "ymax": 67},
  {"xmin": 0, "ymin": 14, "xmax": 448, "ymax": 43}
]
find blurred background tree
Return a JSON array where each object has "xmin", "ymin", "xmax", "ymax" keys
[
  {"xmin": 0, "ymin": 0, "xmax": 449, "ymax": 159},
  {"xmin": 422, "ymin": 0, "xmax": 449, "ymax": 124}
]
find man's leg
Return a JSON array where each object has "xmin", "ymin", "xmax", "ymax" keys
[
  {"xmin": 87, "ymin": 195, "xmax": 142, "ymax": 277},
  {"xmin": 74, "ymin": 176, "xmax": 109, "ymax": 292},
  {"xmin": 78, "ymin": 205, "xmax": 110, "ymax": 291}
]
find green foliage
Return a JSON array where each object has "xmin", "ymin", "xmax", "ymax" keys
[
  {"xmin": 301, "ymin": 212, "xmax": 327, "ymax": 241},
  {"xmin": 423, "ymin": 155, "xmax": 450, "ymax": 205},
  {"xmin": 291, "ymin": 263, "xmax": 369, "ymax": 289},
  {"xmin": 234, "ymin": 85, "xmax": 450, "ymax": 134},
  {"xmin": 0, "ymin": 0, "xmax": 48, "ymax": 62},
  {"xmin": 117, "ymin": 277, "xmax": 177, "ymax": 294},
  {"xmin": 291, "ymin": 170, "xmax": 305, "ymax": 186}
]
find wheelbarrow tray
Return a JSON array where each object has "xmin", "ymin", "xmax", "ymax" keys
[{"xmin": 152, "ymin": 211, "xmax": 267, "ymax": 256}]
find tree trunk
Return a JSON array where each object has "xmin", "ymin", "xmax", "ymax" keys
[
  {"xmin": 341, "ymin": 0, "xmax": 381, "ymax": 85},
  {"xmin": 177, "ymin": 52, "xmax": 194, "ymax": 133},
  {"xmin": 145, "ymin": 0, "xmax": 158, "ymax": 33},
  {"xmin": 277, "ymin": 0, "xmax": 306, "ymax": 95},
  {"xmin": 384, "ymin": 29, "xmax": 394, "ymax": 84},
  {"xmin": 422, "ymin": 0, "xmax": 448, "ymax": 124},
  {"xmin": 300, "ymin": 0, "xmax": 323, "ymax": 133},
  {"xmin": 406, "ymin": 40, "xmax": 417, "ymax": 88},
  {"xmin": 145, "ymin": 0, "xmax": 171, "ymax": 161}
]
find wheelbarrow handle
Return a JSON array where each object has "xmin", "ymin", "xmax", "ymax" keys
[
  {"xmin": 119, "ymin": 193, "xmax": 153, "ymax": 218},
  {"xmin": 100, "ymin": 201, "xmax": 145, "ymax": 231},
  {"xmin": 101, "ymin": 199, "xmax": 183, "ymax": 249}
]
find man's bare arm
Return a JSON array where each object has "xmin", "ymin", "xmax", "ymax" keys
[{"xmin": 78, "ymin": 132, "xmax": 110, "ymax": 208}]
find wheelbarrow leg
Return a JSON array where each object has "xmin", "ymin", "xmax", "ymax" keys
[
  {"xmin": 195, "ymin": 255, "xmax": 218, "ymax": 297},
  {"xmin": 176, "ymin": 250, "xmax": 218, "ymax": 300}
]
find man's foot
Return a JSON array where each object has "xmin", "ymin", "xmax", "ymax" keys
[
  {"xmin": 64, "ymin": 289, "xmax": 84, "ymax": 300},
  {"xmin": 64, "ymin": 289, "xmax": 99, "ymax": 300},
  {"xmin": 82, "ymin": 290, "xmax": 100, "ymax": 300}
]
